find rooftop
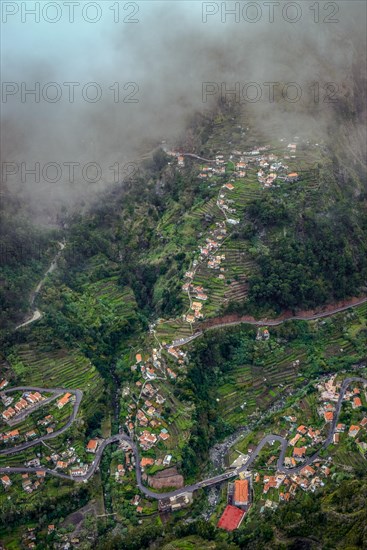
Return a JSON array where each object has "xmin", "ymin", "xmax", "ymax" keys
[{"xmin": 217, "ymin": 505, "xmax": 245, "ymax": 531}]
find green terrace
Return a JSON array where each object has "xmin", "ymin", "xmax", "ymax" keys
[
  {"xmin": 203, "ymin": 305, "xmax": 367, "ymax": 429},
  {"xmin": 86, "ymin": 277, "xmax": 137, "ymax": 313},
  {"xmin": 6, "ymin": 346, "xmax": 102, "ymax": 418},
  {"xmin": 155, "ymin": 318, "xmax": 194, "ymax": 345}
]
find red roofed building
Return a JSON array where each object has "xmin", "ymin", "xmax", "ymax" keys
[
  {"xmin": 293, "ymin": 446, "xmax": 306, "ymax": 459},
  {"xmin": 1, "ymin": 475, "xmax": 12, "ymax": 488},
  {"xmin": 324, "ymin": 411, "xmax": 333, "ymax": 422},
  {"xmin": 353, "ymin": 397, "xmax": 362, "ymax": 409},
  {"xmin": 2, "ymin": 407, "xmax": 16, "ymax": 421},
  {"xmin": 140, "ymin": 457, "xmax": 154, "ymax": 468},
  {"xmin": 86, "ymin": 439, "xmax": 99, "ymax": 453},
  {"xmin": 0, "ymin": 380, "xmax": 9, "ymax": 390},
  {"xmin": 57, "ymin": 392, "xmax": 72, "ymax": 409},
  {"xmin": 297, "ymin": 425, "xmax": 307, "ymax": 435},
  {"xmin": 217, "ymin": 505, "xmax": 245, "ymax": 531},
  {"xmin": 159, "ymin": 431, "xmax": 170, "ymax": 441},
  {"xmin": 14, "ymin": 398, "xmax": 28, "ymax": 412}
]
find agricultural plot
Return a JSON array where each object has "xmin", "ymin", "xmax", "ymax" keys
[
  {"xmin": 7, "ymin": 346, "xmax": 103, "ymax": 419},
  {"xmin": 0, "ymin": 442, "xmax": 43, "ymax": 468},
  {"xmin": 217, "ymin": 364, "xmax": 255, "ymax": 425},
  {"xmin": 185, "ymin": 196, "xmax": 224, "ymax": 225},
  {"xmin": 87, "ymin": 277, "xmax": 136, "ymax": 314},
  {"xmin": 191, "ymin": 265, "xmax": 226, "ymax": 315},
  {"xmin": 63, "ymin": 278, "xmax": 139, "ymax": 333},
  {"xmin": 332, "ymin": 445, "xmax": 367, "ymax": 470},
  {"xmin": 221, "ymin": 240, "xmax": 257, "ymax": 303},
  {"xmin": 155, "ymin": 317, "xmax": 194, "ymax": 344},
  {"xmin": 227, "ymin": 177, "xmax": 263, "ymax": 212},
  {"xmin": 217, "ymin": 349, "xmax": 303, "ymax": 427}
]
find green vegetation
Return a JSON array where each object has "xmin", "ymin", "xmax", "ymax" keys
[
  {"xmin": 247, "ymin": 206, "xmax": 367, "ymax": 311},
  {"xmin": 1, "ymin": 98, "xmax": 366, "ymax": 549},
  {"xmin": 0, "ymin": 191, "xmax": 58, "ymax": 335}
]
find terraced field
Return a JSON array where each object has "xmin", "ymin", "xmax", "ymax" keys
[
  {"xmin": 217, "ymin": 348, "xmax": 303, "ymax": 427},
  {"xmin": 156, "ymin": 317, "xmax": 194, "ymax": 343},
  {"xmin": 221, "ymin": 240, "xmax": 257, "ymax": 303},
  {"xmin": 333, "ymin": 444, "xmax": 367, "ymax": 470},
  {"xmin": 215, "ymin": 304, "xmax": 367, "ymax": 428},
  {"xmin": 186, "ymin": 196, "xmax": 223, "ymax": 224},
  {"xmin": 87, "ymin": 277, "xmax": 137, "ymax": 314},
  {"xmin": 8, "ymin": 346, "xmax": 103, "ymax": 418}
]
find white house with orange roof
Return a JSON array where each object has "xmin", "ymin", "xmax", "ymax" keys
[{"xmin": 86, "ymin": 439, "xmax": 100, "ymax": 453}]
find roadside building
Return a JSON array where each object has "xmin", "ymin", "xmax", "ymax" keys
[
  {"xmin": 293, "ymin": 447, "xmax": 306, "ymax": 460},
  {"xmin": 57, "ymin": 392, "xmax": 72, "ymax": 409},
  {"xmin": 86, "ymin": 439, "xmax": 99, "ymax": 454}
]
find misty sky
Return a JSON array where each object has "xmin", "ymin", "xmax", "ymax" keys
[{"xmin": 1, "ymin": 1, "xmax": 366, "ymax": 214}]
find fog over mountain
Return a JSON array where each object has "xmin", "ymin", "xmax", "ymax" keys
[{"xmin": 1, "ymin": 1, "xmax": 366, "ymax": 218}]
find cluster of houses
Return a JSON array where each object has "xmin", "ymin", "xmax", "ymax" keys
[
  {"xmin": 122, "ymin": 351, "xmax": 178, "ymax": 458},
  {"xmin": 0, "ymin": 391, "xmax": 74, "ymax": 450},
  {"xmin": 227, "ymin": 143, "xmax": 300, "ymax": 187},
  {"xmin": 255, "ymin": 375, "xmax": 367, "ymax": 508},
  {"xmin": 1, "ymin": 470, "xmax": 46, "ymax": 494},
  {"xmin": 113, "ymin": 441, "xmax": 136, "ymax": 482},
  {"xmin": 217, "ymin": 185, "xmax": 239, "ymax": 223},
  {"xmin": 253, "ymin": 459, "xmax": 331, "ymax": 512},
  {"xmin": 182, "ymin": 221, "xmax": 228, "ymax": 324},
  {"xmin": 1, "ymin": 391, "xmax": 45, "ymax": 422},
  {"xmin": 254, "ymin": 148, "xmax": 298, "ymax": 187},
  {"xmin": 167, "ymin": 139, "xmax": 307, "ymax": 332},
  {"xmin": 0, "ymin": 409, "xmax": 60, "ymax": 447},
  {"xmin": 197, "ymin": 154, "xmax": 227, "ymax": 179},
  {"xmin": 165, "ymin": 150, "xmax": 186, "ymax": 168},
  {"xmin": 47, "ymin": 447, "xmax": 80, "ymax": 473},
  {"xmin": 316, "ymin": 376, "xmax": 367, "ymax": 451},
  {"xmin": 317, "ymin": 375, "xmax": 365, "ymax": 413},
  {"xmin": 1, "ymin": 446, "xmax": 90, "ymax": 483}
]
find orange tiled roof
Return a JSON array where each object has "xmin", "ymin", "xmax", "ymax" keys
[{"xmin": 234, "ymin": 479, "xmax": 249, "ymax": 504}]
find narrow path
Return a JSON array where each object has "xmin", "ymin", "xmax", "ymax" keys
[{"xmin": 1, "ymin": 377, "xmax": 365, "ymax": 500}]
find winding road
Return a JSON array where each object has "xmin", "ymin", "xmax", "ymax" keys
[
  {"xmin": 16, "ymin": 241, "xmax": 65, "ymax": 330},
  {"xmin": 201, "ymin": 296, "xmax": 367, "ymax": 330},
  {"xmin": 1, "ymin": 377, "xmax": 366, "ymax": 500}
]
